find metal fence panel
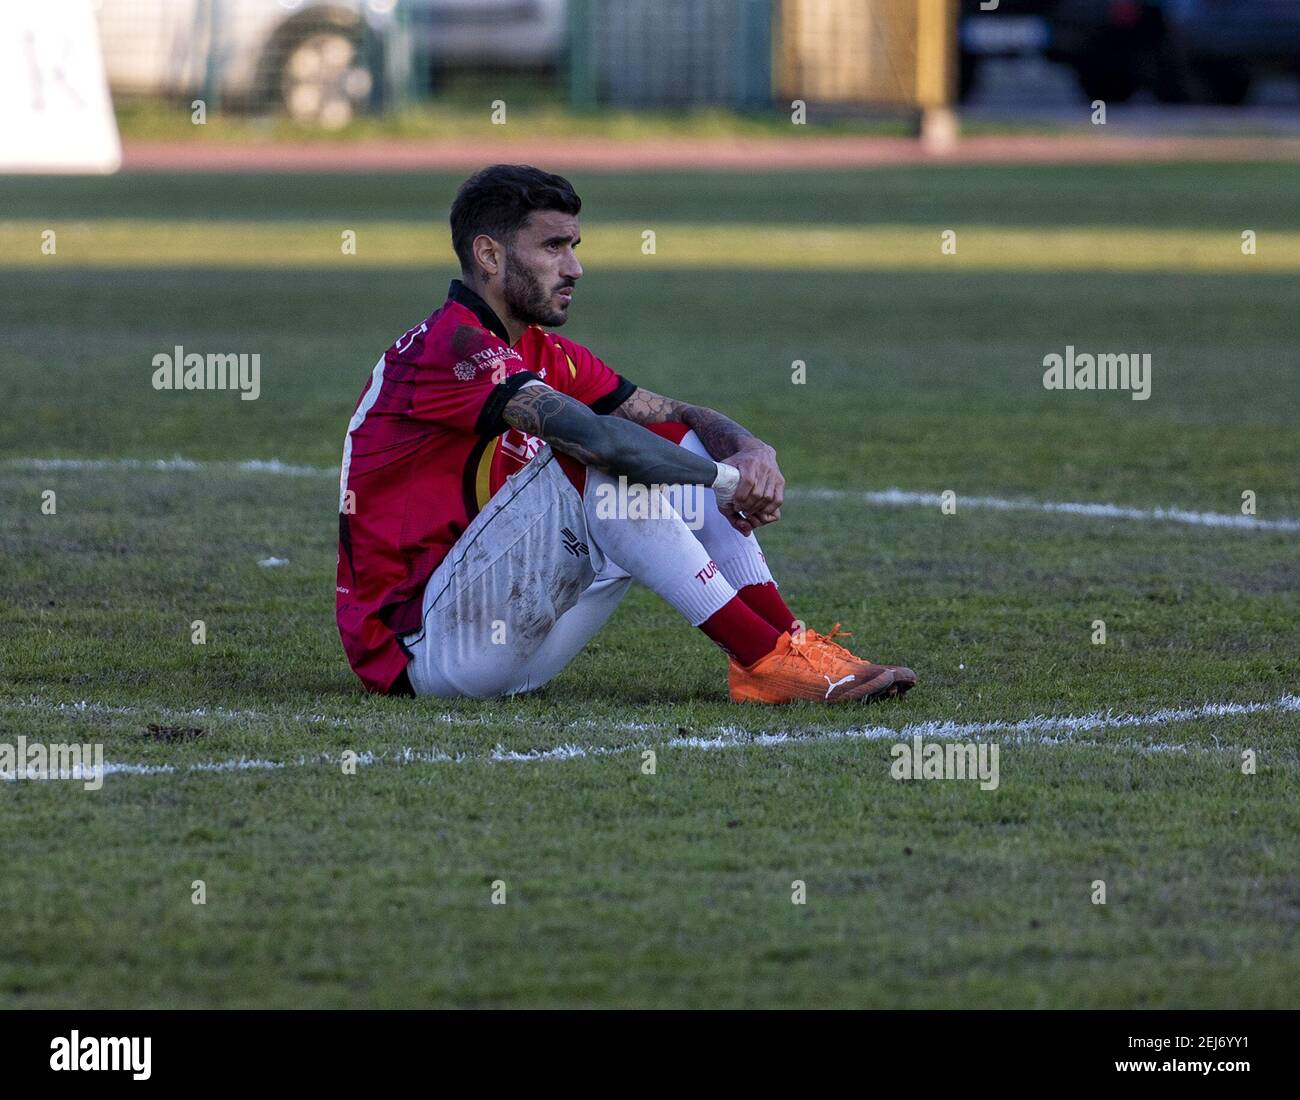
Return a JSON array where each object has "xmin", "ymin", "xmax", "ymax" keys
[{"xmin": 575, "ymin": 0, "xmax": 773, "ymax": 109}]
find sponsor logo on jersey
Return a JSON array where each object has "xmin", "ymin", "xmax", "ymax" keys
[{"xmin": 453, "ymin": 346, "xmax": 524, "ymax": 382}]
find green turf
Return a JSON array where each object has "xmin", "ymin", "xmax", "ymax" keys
[
  {"xmin": 4, "ymin": 163, "xmax": 1299, "ymax": 229},
  {"xmin": 114, "ymin": 74, "xmax": 952, "ymax": 145},
  {"xmin": 7, "ymin": 221, "xmax": 1297, "ymax": 272},
  {"xmin": 1, "ymin": 164, "xmax": 1297, "ymax": 1007}
]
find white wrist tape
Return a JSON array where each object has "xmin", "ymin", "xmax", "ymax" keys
[{"xmin": 711, "ymin": 462, "xmax": 741, "ymax": 506}]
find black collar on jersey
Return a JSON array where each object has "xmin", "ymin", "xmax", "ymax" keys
[{"xmin": 448, "ymin": 279, "xmax": 509, "ymax": 343}]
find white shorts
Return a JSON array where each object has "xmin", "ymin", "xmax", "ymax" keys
[{"xmin": 401, "ymin": 446, "xmax": 632, "ymax": 699}]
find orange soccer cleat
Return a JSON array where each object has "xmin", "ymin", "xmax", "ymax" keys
[
  {"xmin": 728, "ymin": 630, "xmax": 896, "ymax": 704},
  {"xmin": 803, "ymin": 623, "xmax": 917, "ymax": 697}
]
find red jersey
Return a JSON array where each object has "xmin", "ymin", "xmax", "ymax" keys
[{"xmin": 336, "ymin": 279, "xmax": 635, "ymax": 694}]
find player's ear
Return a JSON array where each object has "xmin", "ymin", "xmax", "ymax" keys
[{"xmin": 472, "ymin": 234, "xmax": 501, "ymax": 280}]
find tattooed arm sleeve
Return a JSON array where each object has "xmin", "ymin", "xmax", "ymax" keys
[
  {"xmin": 609, "ymin": 385, "xmax": 763, "ymax": 461},
  {"xmin": 502, "ymin": 383, "xmax": 719, "ymax": 486}
]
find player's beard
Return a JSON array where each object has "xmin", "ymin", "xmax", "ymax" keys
[{"xmin": 502, "ymin": 255, "xmax": 571, "ymax": 328}]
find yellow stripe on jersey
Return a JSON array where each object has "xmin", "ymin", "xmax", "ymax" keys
[
  {"xmin": 566, "ymin": 353, "xmax": 577, "ymax": 380},
  {"xmin": 475, "ymin": 437, "xmax": 499, "ymax": 510}
]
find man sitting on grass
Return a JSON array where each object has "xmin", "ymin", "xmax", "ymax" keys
[{"xmin": 337, "ymin": 164, "xmax": 916, "ymax": 703}]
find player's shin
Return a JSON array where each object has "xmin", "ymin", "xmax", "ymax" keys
[
  {"xmin": 582, "ymin": 467, "xmax": 780, "ymax": 666},
  {"xmin": 666, "ymin": 432, "xmax": 798, "ymax": 634}
]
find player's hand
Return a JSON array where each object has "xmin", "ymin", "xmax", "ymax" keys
[
  {"xmin": 718, "ymin": 504, "xmax": 781, "ymax": 536},
  {"xmin": 720, "ymin": 441, "xmax": 784, "ymax": 533}
]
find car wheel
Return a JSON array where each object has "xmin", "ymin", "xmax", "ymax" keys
[
  {"xmin": 1192, "ymin": 60, "xmax": 1252, "ymax": 106},
  {"xmin": 1075, "ymin": 56, "xmax": 1140, "ymax": 104},
  {"xmin": 280, "ymin": 30, "xmax": 373, "ymax": 129},
  {"xmin": 1152, "ymin": 59, "xmax": 1191, "ymax": 103}
]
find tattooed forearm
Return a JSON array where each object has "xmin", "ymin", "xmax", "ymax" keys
[
  {"xmin": 612, "ymin": 386, "xmax": 762, "ymax": 460},
  {"xmin": 501, "ymin": 385, "xmax": 606, "ymax": 468},
  {"xmin": 609, "ymin": 386, "xmax": 687, "ymax": 425},
  {"xmin": 680, "ymin": 405, "xmax": 759, "ymax": 461},
  {"xmin": 503, "ymin": 384, "xmax": 719, "ymax": 486}
]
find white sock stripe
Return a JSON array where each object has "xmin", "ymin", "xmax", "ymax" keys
[
  {"xmin": 712, "ymin": 549, "xmax": 775, "ymax": 590},
  {"xmin": 662, "ymin": 569, "xmax": 738, "ymax": 627}
]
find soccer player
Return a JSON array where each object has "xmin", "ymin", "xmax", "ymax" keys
[{"xmin": 337, "ymin": 165, "xmax": 916, "ymax": 703}]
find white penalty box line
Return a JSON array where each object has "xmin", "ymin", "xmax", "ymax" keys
[
  {"xmin": 6, "ymin": 456, "xmax": 1299, "ymax": 533},
  {"xmin": 4, "ymin": 693, "xmax": 1299, "ymax": 781}
]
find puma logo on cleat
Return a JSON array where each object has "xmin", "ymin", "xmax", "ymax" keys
[{"xmin": 823, "ymin": 673, "xmax": 856, "ymax": 698}]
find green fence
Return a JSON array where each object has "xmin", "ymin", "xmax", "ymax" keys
[{"xmin": 569, "ymin": 0, "xmax": 774, "ymax": 110}]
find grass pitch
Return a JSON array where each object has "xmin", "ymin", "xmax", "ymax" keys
[{"xmin": 1, "ymin": 164, "xmax": 1298, "ymax": 1007}]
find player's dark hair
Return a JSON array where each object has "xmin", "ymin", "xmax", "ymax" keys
[{"xmin": 450, "ymin": 165, "xmax": 582, "ymax": 277}]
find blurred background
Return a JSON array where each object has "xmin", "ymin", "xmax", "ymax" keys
[{"xmin": 84, "ymin": 0, "xmax": 1300, "ymax": 136}]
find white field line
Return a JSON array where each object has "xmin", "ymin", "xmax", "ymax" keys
[
  {"xmin": 7, "ymin": 455, "xmax": 1297, "ymax": 532},
  {"xmin": 3, "ymin": 694, "xmax": 1297, "ymax": 781},
  {"xmin": 8, "ymin": 456, "xmax": 328, "ymax": 477},
  {"xmin": 799, "ymin": 488, "xmax": 1300, "ymax": 533}
]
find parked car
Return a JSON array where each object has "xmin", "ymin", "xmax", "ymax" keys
[
  {"xmin": 95, "ymin": 0, "xmax": 566, "ymax": 127},
  {"xmin": 1046, "ymin": 0, "xmax": 1300, "ymax": 104},
  {"xmin": 958, "ymin": 0, "xmax": 1056, "ymax": 102},
  {"xmin": 408, "ymin": 0, "xmax": 565, "ymax": 73},
  {"xmin": 1045, "ymin": 0, "xmax": 1175, "ymax": 102},
  {"xmin": 1178, "ymin": 0, "xmax": 1300, "ymax": 104},
  {"xmin": 96, "ymin": 0, "xmax": 393, "ymax": 125}
]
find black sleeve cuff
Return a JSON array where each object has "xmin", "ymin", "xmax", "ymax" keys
[
  {"xmin": 474, "ymin": 370, "xmax": 544, "ymax": 437},
  {"xmin": 590, "ymin": 374, "xmax": 636, "ymax": 415}
]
